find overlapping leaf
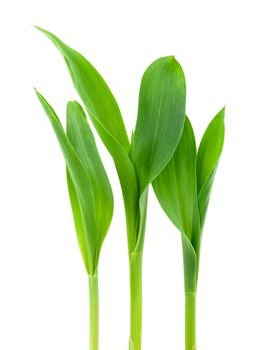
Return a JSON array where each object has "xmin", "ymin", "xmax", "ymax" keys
[
  {"xmin": 153, "ymin": 111, "xmax": 225, "ymax": 290},
  {"xmin": 35, "ymin": 27, "xmax": 186, "ymax": 257},
  {"xmin": 35, "ymin": 91, "xmax": 113, "ymax": 274},
  {"xmin": 35, "ymin": 26, "xmax": 139, "ymax": 255},
  {"xmin": 153, "ymin": 118, "xmax": 198, "ymax": 290}
]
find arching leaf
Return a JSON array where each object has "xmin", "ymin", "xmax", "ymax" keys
[{"xmin": 35, "ymin": 26, "xmax": 130, "ymax": 153}]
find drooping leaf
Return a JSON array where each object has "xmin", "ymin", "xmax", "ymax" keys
[
  {"xmin": 196, "ymin": 108, "xmax": 225, "ymax": 227},
  {"xmin": 35, "ymin": 90, "xmax": 113, "ymax": 274},
  {"xmin": 132, "ymin": 56, "xmax": 186, "ymax": 191}
]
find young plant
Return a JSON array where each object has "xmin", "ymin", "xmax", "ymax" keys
[
  {"xmin": 153, "ymin": 110, "xmax": 225, "ymax": 350},
  {"xmin": 34, "ymin": 92, "xmax": 113, "ymax": 350},
  {"xmin": 35, "ymin": 27, "xmax": 186, "ymax": 350}
]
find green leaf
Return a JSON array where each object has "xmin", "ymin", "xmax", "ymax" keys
[
  {"xmin": 153, "ymin": 110, "xmax": 225, "ymax": 290},
  {"xmin": 197, "ymin": 108, "xmax": 225, "ymax": 227},
  {"xmin": 66, "ymin": 170, "xmax": 89, "ymax": 271},
  {"xmin": 153, "ymin": 118, "xmax": 198, "ymax": 291},
  {"xmin": 153, "ymin": 118, "xmax": 197, "ymax": 238},
  {"xmin": 132, "ymin": 56, "xmax": 186, "ymax": 191},
  {"xmin": 35, "ymin": 26, "xmax": 130, "ymax": 154},
  {"xmin": 35, "ymin": 27, "xmax": 139, "ymax": 255},
  {"xmin": 35, "ymin": 90, "xmax": 113, "ymax": 274},
  {"xmin": 66, "ymin": 101, "xmax": 113, "ymax": 264}
]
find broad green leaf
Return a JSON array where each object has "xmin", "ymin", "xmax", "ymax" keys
[
  {"xmin": 35, "ymin": 26, "xmax": 130, "ymax": 153},
  {"xmin": 35, "ymin": 90, "xmax": 113, "ymax": 274},
  {"xmin": 132, "ymin": 56, "xmax": 186, "ymax": 191},
  {"xmin": 66, "ymin": 101, "xmax": 113, "ymax": 264},
  {"xmin": 153, "ymin": 118, "xmax": 198, "ymax": 291},
  {"xmin": 153, "ymin": 118, "xmax": 197, "ymax": 238},
  {"xmin": 197, "ymin": 108, "xmax": 225, "ymax": 227}
]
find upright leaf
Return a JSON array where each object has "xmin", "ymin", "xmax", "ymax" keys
[
  {"xmin": 35, "ymin": 90, "xmax": 113, "ymax": 274},
  {"xmin": 132, "ymin": 56, "xmax": 186, "ymax": 191},
  {"xmin": 153, "ymin": 118, "xmax": 196, "ymax": 237},
  {"xmin": 197, "ymin": 108, "xmax": 225, "ymax": 227},
  {"xmin": 153, "ymin": 118, "xmax": 198, "ymax": 291},
  {"xmin": 66, "ymin": 101, "xmax": 113, "ymax": 263}
]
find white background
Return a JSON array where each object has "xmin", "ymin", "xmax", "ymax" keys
[{"xmin": 0, "ymin": 0, "xmax": 262, "ymax": 349}]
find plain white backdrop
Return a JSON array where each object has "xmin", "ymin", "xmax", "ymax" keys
[{"xmin": 0, "ymin": 0, "xmax": 263, "ymax": 349}]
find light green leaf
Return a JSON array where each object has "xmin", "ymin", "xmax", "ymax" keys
[
  {"xmin": 66, "ymin": 101, "xmax": 113, "ymax": 264},
  {"xmin": 153, "ymin": 118, "xmax": 198, "ymax": 291},
  {"xmin": 132, "ymin": 56, "xmax": 186, "ymax": 191},
  {"xmin": 35, "ymin": 27, "xmax": 139, "ymax": 255},
  {"xmin": 197, "ymin": 108, "xmax": 225, "ymax": 227},
  {"xmin": 153, "ymin": 118, "xmax": 197, "ymax": 238},
  {"xmin": 35, "ymin": 90, "xmax": 113, "ymax": 274},
  {"xmin": 35, "ymin": 26, "xmax": 130, "ymax": 154},
  {"xmin": 66, "ymin": 170, "xmax": 89, "ymax": 271}
]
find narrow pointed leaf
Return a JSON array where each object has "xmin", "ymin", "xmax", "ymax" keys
[
  {"xmin": 132, "ymin": 56, "xmax": 186, "ymax": 191},
  {"xmin": 197, "ymin": 108, "xmax": 225, "ymax": 226}
]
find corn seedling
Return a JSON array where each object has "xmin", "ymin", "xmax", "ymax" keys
[
  {"xmin": 35, "ymin": 93, "xmax": 113, "ymax": 350},
  {"xmin": 153, "ymin": 110, "xmax": 225, "ymax": 350},
  {"xmin": 35, "ymin": 27, "xmax": 186, "ymax": 350}
]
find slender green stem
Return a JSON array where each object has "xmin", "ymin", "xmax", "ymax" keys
[
  {"xmin": 129, "ymin": 253, "xmax": 143, "ymax": 350},
  {"xmin": 185, "ymin": 292, "xmax": 197, "ymax": 350},
  {"xmin": 88, "ymin": 274, "xmax": 99, "ymax": 350}
]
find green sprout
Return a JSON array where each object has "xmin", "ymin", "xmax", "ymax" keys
[{"xmin": 35, "ymin": 92, "xmax": 113, "ymax": 350}]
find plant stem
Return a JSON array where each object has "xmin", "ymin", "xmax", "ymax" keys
[
  {"xmin": 129, "ymin": 253, "xmax": 143, "ymax": 350},
  {"xmin": 185, "ymin": 292, "xmax": 197, "ymax": 350},
  {"xmin": 88, "ymin": 274, "xmax": 99, "ymax": 350}
]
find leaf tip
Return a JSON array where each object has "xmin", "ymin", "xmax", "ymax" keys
[
  {"xmin": 33, "ymin": 25, "xmax": 48, "ymax": 34},
  {"xmin": 219, "ymin": 106, "xmax": 226, "ymax": 119}
]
